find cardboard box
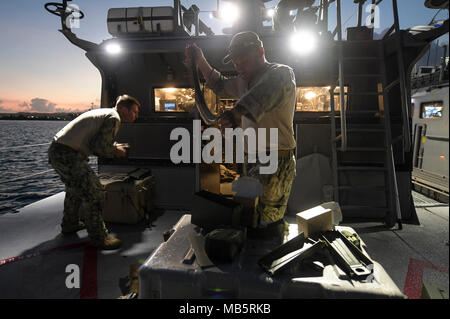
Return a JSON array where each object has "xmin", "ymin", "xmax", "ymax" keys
[{"xmin": 296, "ymin": 206, "xmax": 333, "ymax": 238}]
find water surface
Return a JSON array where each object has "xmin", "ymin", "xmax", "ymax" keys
[{"xmin": 0, "ymin": 120, "xmax": 97, "ymax": 214}]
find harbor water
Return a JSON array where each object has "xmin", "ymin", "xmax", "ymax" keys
[{"xmin": 0, "ymin": 120, "xmax": 97, "ymax": 214}]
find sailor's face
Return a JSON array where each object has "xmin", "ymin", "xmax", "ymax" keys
[
  {"xmin": 232, "ymin": 49, "xmax": 261, "ymax": 81},
  {"xmin": 122, "ymin": 104, "xmax": 139, "ymax": 123}
]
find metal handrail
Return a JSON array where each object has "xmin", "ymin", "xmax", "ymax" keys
[
  {"xmin": 392, "ymin": 0, "xmax": 412, "ymax": 152},
  {"xmin": 329, "ymin": 86, "xmax": 340, "ymax": 203},
  {"xmin": 382, "ymin": 24, "xmax": 396, "ymax": 40},
  {"xmin": 338, "ymin": 43, "xmax": 347, "ymax": 152},
  {"xmin": 336, "ymin": 0, "xmax": 347, "ymax": 152}
]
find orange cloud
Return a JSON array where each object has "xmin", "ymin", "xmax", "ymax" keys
[{"xmin": 0, "ymin": 97, "xmax": 96, "ymax": 113}]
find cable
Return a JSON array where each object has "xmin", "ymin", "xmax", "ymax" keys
[
  {"xmin": 429, "ymin": 8, "xmax": 442, "ymax": 25},
  {"xmin": 1, "ymin": 158, "xmax": 97, "ymax": 183},
  {"xmin": 342, "ymin": 8, "xmax": 358, "ymax": 29},
  {"xmin": 5, "ymin": 169, "xmax": 55, "ymax": 182},
  {"xmin": 0, "ymin": 142, "xmax": 51, "ymax": 151}
]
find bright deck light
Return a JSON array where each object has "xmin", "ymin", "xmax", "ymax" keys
[
  {"xmin": 218, "ymin": 2, "xmax": 240, "ymax": 24},
  {"xmin": 105, "ymin": 43, "xmax": 122, "ymax": 54},
  {"xmin": 290, "ymin": 31, "xmax": 316, "ymax": 55},
  {"xmin": 266, "ymin": 8, "xmax": 275, "ymax": 18}
]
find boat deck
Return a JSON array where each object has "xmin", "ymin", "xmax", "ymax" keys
[{"xmin": 0, "ymin": 191, "xmax": 448, "ymax": 299}]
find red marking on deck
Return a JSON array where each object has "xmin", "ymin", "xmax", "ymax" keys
[
  {"xmin": 80, "ymin": 246, "xmax": 98, "ymax": 299},
  {"xmin": 403, "ymin": 258, "xmax": 448, "ymax": 299},
  {"xmin": 0, "ymin": 241, "xmax": 89, "ymax": 266}
]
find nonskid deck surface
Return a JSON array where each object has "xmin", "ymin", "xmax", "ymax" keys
[
  {"xmin": 0, "ymin": 192, "xmax": 186, "ymax": 298},
  {"xmin": 280, "ymin": 192, "xmax": 449, "ymax": 299},
  {"xmin": 0, "ymin": 191, "xmax": 448, "ymax": 299},
  {"xmin": 340, "ymin": 191, "xmax": 449, "ymax": 299}
]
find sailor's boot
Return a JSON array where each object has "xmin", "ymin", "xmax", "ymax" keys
[
  {"xmin": 91, "ymin": 234, "xmax": 122, "ymax": 250},
  {"xmin": 61, "ymin": 221, "xmax": 86, "ymax": 235}
]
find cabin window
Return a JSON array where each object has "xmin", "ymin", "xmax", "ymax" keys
[
  {"xmin": 154, "ymin": 88, "xmax": 195, "ymax": 112},
  {"xmin": 420, "ymin": 101, "xmax": 443, "ymax": 119},
  {"xmin": 218, "ymin": 98, "xmax": 238, "ymax": 111},
  {"xmin": 153, "ymin": 87, "xmax": 238, "ymax": 114},
  {"xmin": 153, "ymin": 87, "xmax": 218, "ymax": 114},
  {"xmin": 296, "ymin": 86, "xmax": 347, "ymax": 112}
]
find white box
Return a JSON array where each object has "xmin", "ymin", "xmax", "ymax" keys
[
  {"xmin": 107, "ymin": 7, "xmax": 175, "ymax": 36},
  {"xmin": 296, "ymin": 205, "xmax": 333, "ymax": 238},
  {"xmin": 107, "ymin": 8, "xmax": 127, "ymax": 35},
  {"xmin": 146, "ymin": 7, "xmax": 174, "ymax": 33}
]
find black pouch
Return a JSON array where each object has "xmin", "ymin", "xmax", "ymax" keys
[{"xmin": 204, "ymin": 228, "xmax": 247, "ymax": 262}]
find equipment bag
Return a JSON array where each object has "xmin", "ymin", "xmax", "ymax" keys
[{"xmin": 99, "ymin": 170, "xmax": 155, "ymax": 224}]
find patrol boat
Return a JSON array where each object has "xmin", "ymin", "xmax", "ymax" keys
[
  {"xmin": 410, "ymin": 33, "xmax": 449, "ymax": 203},
  {"xmin": 0, "ymin": 0, "xmax": 448, "ymax": 299}
]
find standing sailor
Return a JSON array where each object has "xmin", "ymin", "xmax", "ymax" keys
[
  {"xmin": 186, "ymin": 31, "xmax": 297, "ymax": 236},
  {"xmin": 48, "ymin": 95, "xmax": 140, "ymax": 249}
]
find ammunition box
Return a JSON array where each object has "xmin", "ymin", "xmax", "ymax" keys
[{"xmin": 205, "ymin": 228, "xmax": 247, "ymax": 262}]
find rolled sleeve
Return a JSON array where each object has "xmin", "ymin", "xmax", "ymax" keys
[
  {"xmin": 205, "ymin": 68, "xmax": 241, "ymax": 98},
  {"xmin": 90, "ymin": 117, "xmax": 120, "ymax": 157},
  {"xmin": 237, "ymin": 66, "xmax": 296, "ymax": 123}
]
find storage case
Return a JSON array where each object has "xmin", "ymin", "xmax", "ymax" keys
[
  {"xmin": 99, "ymin": 171, "xmax": 154, "ymax": 224},
  {"xmin": 139, "ymin": 214, "xmax": 405, "ymax": 298},
  {"xmin": 107, "ymin": 7, "xmax": 175, "ymax": 36},
  {"xmin": 191, "ymin": 191, "xmax": 243, "ymax": 230}
]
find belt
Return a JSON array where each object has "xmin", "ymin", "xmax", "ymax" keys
[
  {"xmin": 49, "ymin": 142, "xmax": 85, "ymax": 158},
  {"xmin": 244, "ymin": 149, "xmax": 295, "ymax": 159}
]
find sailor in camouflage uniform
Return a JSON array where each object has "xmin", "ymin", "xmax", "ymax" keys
[
  {"xmin": 187, "ymin": 32, "xmax": 296, "ymax": 232},
  {"xmin": 48, "ymin": 95, "xmax": 140, "ymax": 249}
]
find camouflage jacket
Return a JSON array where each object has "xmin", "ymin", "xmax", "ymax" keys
[
  {"xmin": 206, "ymin": 62, "xmax": 297, "ymax": 150},
  {"xmin": 90, "ymin": 117, "xmax": 121, "ymax": 157},
  {"xmin": 54, "ymin": 108, "xmax": 121, "ymax": 157}
]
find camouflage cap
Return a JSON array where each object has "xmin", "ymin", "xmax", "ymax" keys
[{"xmin": 223, "ymin": 31, "xmax": 263, "ymax": 64}]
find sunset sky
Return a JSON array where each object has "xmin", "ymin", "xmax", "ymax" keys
[{"xmin": 0, "ymin": 0, "xmax": 447, "ymax": 113}]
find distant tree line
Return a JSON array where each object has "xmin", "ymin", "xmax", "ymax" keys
[{"xmin": 0, "ymin": 112, "xmax": 82, "ymax": 121}]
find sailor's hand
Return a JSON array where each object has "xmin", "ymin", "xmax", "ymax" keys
[
  {"xmin": 116, "ymin": 143, "xmax": 130, "ymax": 149},
  {"xmin": 113, "ymin": 144, "xmax": 127, "ymax": 158},
  {"xmin": 218, "ymin": 109, "xmax": 242, "ymax": 134},
  {"xmin": 218, "ymin": 113, "xmax": 233, "ymax": 131},
  {"xmin": 185, "ymin": 43, "xmax": 205, "ymax": 68}
]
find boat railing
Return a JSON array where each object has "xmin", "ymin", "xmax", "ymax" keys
[{"xmin": 411, "ymin": 67, "xmax": 449, "ymax": 89}]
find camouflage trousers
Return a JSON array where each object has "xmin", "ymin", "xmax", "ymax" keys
[
  {"xmin": 244, "ymin": 150, "xmax": 296, "ymax": 224},
  {"xmin": 48, "ymin": 142, "xmax": 108, "ymax": 240}
]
